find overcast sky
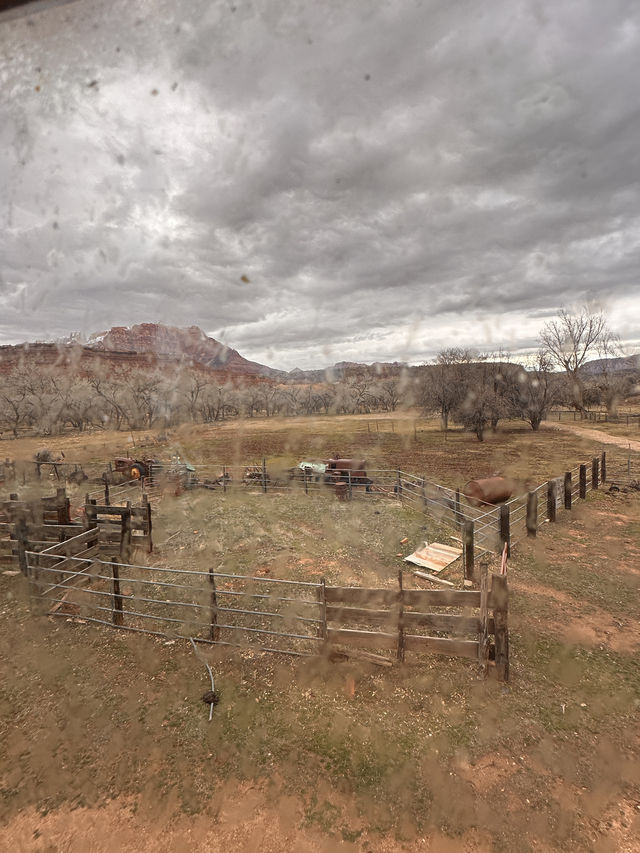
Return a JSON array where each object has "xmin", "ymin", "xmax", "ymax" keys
[{"xmin": 1, "ymin": 0, "xmax": 639, "ymax": 370}]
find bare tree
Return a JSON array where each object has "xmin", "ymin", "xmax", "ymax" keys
[
  {"xmin": 450, "ymin": 358, "xmax": 510, "ymax": 441},
  {"xmin": 347, "ymin": 371, "xmax": 374, "ymax": 414},
  {"xmin": 378, "ymin": 378, "xmax": 401, "ymax": 412},
  {"xmin": 539, "ymin": 307, "xmax": 616, "ymax": 411},
  {"xmin": 0, "ymin": 369, "xmax": 35, "ymax": 436},
  {"xmin": 503, "ymin": 351, "xmax": 560, "ymax": 430},
  {"xmin": 183, "ymin": 373, "xmax": 211, "ymax": 422},
  {"xmin": 422, "ymin": 348, "xmax": 475, "ymax": 431}
]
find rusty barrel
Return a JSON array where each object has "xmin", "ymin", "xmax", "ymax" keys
[{"xmin": 463, "ymin": 477, "xmax": 516, "ymax": 507}]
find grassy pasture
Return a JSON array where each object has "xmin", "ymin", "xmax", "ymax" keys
[{"xmin": 1, "ymin": 412, "xmax": 639, "ymax": 851}]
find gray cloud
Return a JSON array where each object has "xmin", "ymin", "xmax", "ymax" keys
[{"xmin": 1, "ymin": 0, "xmax": 640, "ymax": 369}]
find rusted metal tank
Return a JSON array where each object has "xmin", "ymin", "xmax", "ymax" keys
[
  {"xmin": 463, "ymin": 476, "xmax": 516, "ymax": 507},
  {"xmin": 324, "ymin": 458, "xmax": 372, "ymax": 491}
]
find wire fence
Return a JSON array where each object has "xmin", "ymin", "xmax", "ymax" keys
[
  {"xmin": 6, "ymin": 447, "xmax": 640, "ymax": 574},
  {"xmin": 548, "ymin": 409, "xmax": 640, "ymax": 425},
  {"xmin": 27, "ymin": 547, "xmax": 324, "ymax": 656},
  {"xmin": 24, "ymin": 544, "xmax": 510, "ymax": 678}
]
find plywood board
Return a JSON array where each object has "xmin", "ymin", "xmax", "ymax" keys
[{"xmin": 404, "ymin": 541, "xmax": 462, "ymax": 573}]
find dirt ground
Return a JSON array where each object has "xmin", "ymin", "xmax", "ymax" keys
[
  {"xmin": 543, "ymin": 420, "xmax": 640, "ymax": 453},
  {"xmin": 1, "ymin": 414, "xmax": 640, "ymax": 851}
]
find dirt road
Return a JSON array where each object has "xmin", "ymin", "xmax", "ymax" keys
[{"xmin": 543, "ymin": 420, "xmax": 640, "ymax": 453}]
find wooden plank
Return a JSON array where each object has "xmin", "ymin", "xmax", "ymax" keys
[
  {"xmin": 403, "ymin": 589, "xmax": 481, "ymax": 608},
  {"xmin": 36, "ymin": 545, "xmax": 99, "ymax": 576},
  {"xmin": 479, "ymin": 566, "xmax": 490, "ymax": 670},
  {"xmin": 462, "ymin": 521, "xmax": 475, "ymax": 582},
  {"xmin": 413, "ymin": 570, "xmax": 454, "ymax": 587},
  {"xmin": 403, "ymin": 635, "xmax": 480, "ymax": 659},
  {"xmin": 326, "ymin": 605, "xmax": 398, "ymax": 628},
  {"xmin": 22, "ymin": 524, "xmax": 84, "ymax": 536},
  {"xmin": 86, "ymin": 505, "xmax": 130, "ymax": 516},
  {"xmin": 324, "ymin": 587, "xmax": 399, "ymax": 606},
  {"xmin": 397, "ymin": 568, "xmax": 405, "ymax": 662},
  {"xmin": 321, "ymin": 587, "xmax": 484, "ymax": 609},
  {"xmin": 491, "ymin": 574, "xmax": 509, "ymax": 682},
  {"xmin": 402, "ymin": 612, "xmax": 482, "ymax": 633},
  {"xmin": 38, "ymin": 527, "xmax": 99, "ymax": 555},
  {"xmin": 326, "ymin": 627, "xmax": 398, "ymax": 650}
]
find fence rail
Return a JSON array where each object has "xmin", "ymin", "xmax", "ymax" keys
[
  {"xmin": 548, "ymin": 409, "xmax": 640, "ymax": 425},
  {"xmin": 24, "ymin": 550, "xmax": 510, "ymax": 679}
]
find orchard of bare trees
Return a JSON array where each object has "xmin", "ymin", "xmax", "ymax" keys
[{"xmin": 0, "ymin": 308, "xmax": 637, "ymax": 440}]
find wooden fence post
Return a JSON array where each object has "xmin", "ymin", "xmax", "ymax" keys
[
  {"xmin": 317, "ymin": 577, "xmax": 328, "ymax": 653},
  {"xmin": 397, "ymin": 569, "xmax": 405, "ymax": 662},
  {"xmin": 479, "ymin": 564, "xmax": 490, "ymax": 671},
  {"xmin": 600, "ymin": 451, "xmax": 606, "ymax": 484},
  {"xmin": 56, "ymin": 488, "xmax": 68, "ymax": 524},
  {"xmin": 222, "ymin": 465, "xmax": 227, "ymax": 493},
  {"xmin": 111, "ymin": 557, "xmax": 124, "ymax": 626},
  {"xmin": 499, "ymin": 505, "xmax": 510, "ymax": 558},
  {"xmin": 120, "ymin": 501, "xmax": 132, "ymax": 562},
  {"xmin": 103, "ymin": 477, "xmax": 110, "ymax": 506},
  {"xmin": 463, "ymin": 521, "xmax": 475, "ymax": 583},
  {"xmin": 455, "ymin": 488, "xmax": 461, "ymax": 526},
  {"xmin": 526, "ymin": 491, "xmax": 537, "ymax": 537},
  {"xmin": 208, "ymin": 567, "xmax": 220, "ymax": 641},
  {"xmin": 491, "ymin": 573, "xmax": 509, "ymax": 682},
  {"xmin": 143, "ymin": 494, "xmax": 153, "ymax": 553},
  {"xmin": 262, "ymin": 458, "xmax": 267, "ymax": 493},
  {"xmin": 579, "ymin": 464, "xmax": 587, "ymax": 499},
  {"xmin": 591, "ymin": 457, "xmax": 599, "ymax": 490},
  {"xmin": 396, "ymin": 470, "xmax": 402, "ymax": 500},
  {"xmin": 348, "ymin": 470, "xmax": 352, "ymax": 500},
  {"xmin": 15, "ymin": 517, "xmax": 28, "ymax": 576},
  {"xmin": 564, "ymin": 472, "xmax": 572, "ymax": 510},
  {"xmin": 546, "ymin": 480, "xmax": 557, "ymax": 523}
]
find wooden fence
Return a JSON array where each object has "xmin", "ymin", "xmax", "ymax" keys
[
  {"xmin": 548, "ymin": 409, "xmax": 640, "ymax": 426},
  {"xmin": 25, "ymin": 527, "xmax": 102, "ymax": 611},
  {"xmin": 1, "ymin": 489, "xmax": 74, "ymax": 567},
  {"xmin": 23, "ymin": 551, "xmax": 509, "ymax": 680},
  {"xmin": 84, "ymin": 495, "xmax": 153, "ymax": 555},
  {"xmin": 0, "ymin": 487, "xmax": 154, "ymax": 570}
]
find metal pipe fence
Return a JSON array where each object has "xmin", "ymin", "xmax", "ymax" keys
[{"xmin": 26, "ymin": 550, "xmax": 325, "ymax": 655}]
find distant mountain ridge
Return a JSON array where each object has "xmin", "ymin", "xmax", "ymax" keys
[
  {"xmin": 80, "ymin": 324, "xmax": 411, "ymax": 381},
  {"xmin": 581, "ymin": 354, "xmax": 640, "ymax": 375},
  {"xmin": 0, "ymin": 323, "xmax": 415, "ymax": 382},
  {"xmin": 86, "ymin": 323, "xmax": 284, "ymax": 378}
]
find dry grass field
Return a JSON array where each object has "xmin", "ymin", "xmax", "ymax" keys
[{"xmin": 1, "ymin": 412, "xmax": 639, "ymax": 851}]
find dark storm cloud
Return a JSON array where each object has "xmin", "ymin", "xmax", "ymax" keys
[{"xmin": 1, "ymin": 0, "xmax": 639, "ymax": 368}]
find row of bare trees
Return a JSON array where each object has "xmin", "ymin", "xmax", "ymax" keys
[
  {"xmin": 0, "ymin": 365, "xmax": 417, "ymax": 437},
  {"xmin": 0, "ymin": 308, "xmax": 636, "ymax": 440}
]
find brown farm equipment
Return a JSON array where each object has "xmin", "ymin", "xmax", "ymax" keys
[
  {"xmin": 110, "ymin": 457, "xmax": 158, "ymax": 483},
  {"xmin": 324, "ymin": 458, "xmax": 372, "ymax": 491},
  {"xmin": 291, "ymin": 458, "xmax": 373, "ymax": 493}
]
